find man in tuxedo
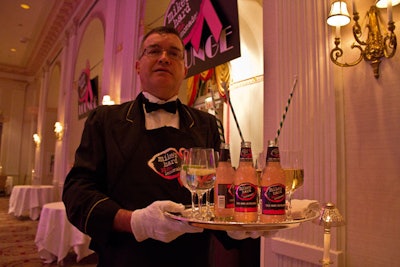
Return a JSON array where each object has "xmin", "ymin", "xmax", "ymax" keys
[{"xmin": 63, "ymin": 26, "xmax": 262, "ymax": 267}]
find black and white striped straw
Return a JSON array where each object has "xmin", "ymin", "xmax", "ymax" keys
[
  {"xmin": 210, "ymin": 87, "xmax": 225, "ymax": 144},
  {"xmin": 226, "ymin": 89, "xmax": 245, "ymax": 144},
  {"xmin": 275, "ymin": 76, "xmax": 298, "ymax": 144}
]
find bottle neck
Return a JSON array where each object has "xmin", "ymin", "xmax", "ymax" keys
[
  {"xmin": 219, "ymin": 148, "xmax": 231, "ymax": 162},
  {"xmin": 265, "ymin": 146, "xmax": 280, "ymax": 163}
]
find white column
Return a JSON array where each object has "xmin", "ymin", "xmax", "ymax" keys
[
  {"xmin": 119, "ymin": 0, "xmax": 145, "ymax": 102},
  {"xmin": 262, "ymin": 0, "xmax": 344, "ymax": 266},
  {"xmin": 53, "ymin": 21, "xmax": 79, "ymax": 198},
  {"xmin": 35, "ymin": 66, "xmax": 50, "ymax": 185},
  {"xmin": 102, "ymin": 0, "xmax": 144, "ymax": 104},
  {"xmin": 101, "ymin": 0, "xmax": 118, "ymax": 102}
]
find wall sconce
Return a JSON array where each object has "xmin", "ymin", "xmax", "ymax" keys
[
  {"xmin": 33, "ymin": 133, "xmax": 41, "ymax": 147},
  {"xmin": 327, "ymin": 0, "xmax": 398, "ymax": 78},
  {"xmin": 54, "ymin": 122, "xmax": 63, "ymax": 141},
  {"xmin": 102, "ymin": 95, "xmax": 115, "ymax": 105},
  {"xmin": 313, "ymin": 202, "xmax": 345, "ymax": 266}
]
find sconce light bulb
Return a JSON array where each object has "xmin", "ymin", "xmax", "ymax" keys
[
  {"xmin": 327, "ymin": 1, "xmax": 351, "ymax": 27},
  {"xmin": 376, "ymin": 0, "xmax": 400, "ymax": 8},
  {"xmin": 54, "ymin": 122, "xmax": 63, "ymax": 132},
  {"xmin": 54, "ymin": 122, "xmax": 64, "ymax": 140},
  {"xmin": 33, "ymin": 133, "xmax": 41, "ymax": 146}
]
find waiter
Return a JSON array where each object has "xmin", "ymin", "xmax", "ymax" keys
[{"xmin": 63, "ymin": 26, "xmax": 262, "ymax": 267}]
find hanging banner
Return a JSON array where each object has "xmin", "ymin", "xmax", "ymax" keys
[
  {"xmin": 164, "ymin": 0, "xmax": 240, "ymax": 77},
  {"xmin": 77, "ymin": 61, "xmax": 99, "ymax": 119}
]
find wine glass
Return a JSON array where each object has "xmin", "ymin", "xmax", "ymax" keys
[
  {"xmin": 180, "ymin": 149, "xmax": 198, "ymax": 217},
  {"xmin": 204, "ymin": 150, "xmax": 219, "ymax": 219},
  {"xmin": 186, "ymin": 148, "xmax": 216, "ymax": 220},
  {"xmin": 281, "ymin": 150, "xmax": 304, "ymax": 220}
]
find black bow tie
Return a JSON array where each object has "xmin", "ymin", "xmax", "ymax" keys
[{"xmin": 144, "ymin": 99, "xmax": 177, "ymax": 114}]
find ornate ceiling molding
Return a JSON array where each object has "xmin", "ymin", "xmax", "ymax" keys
[{"xmin": 0, "ymin": 0, "xmax": 80, "ymax": 77}]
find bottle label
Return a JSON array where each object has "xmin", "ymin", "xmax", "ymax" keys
[
  {"xmin": 261, "ymin": 184, "xmax": 285, "ymax": 215},
  {"xmin": 240, "ymin": 147, "xmax": 253, "ymax": 162},
  {"xmin": 266, "ymin": 146, "xmax": 280, "ymax": 162},
  {"xmin": 234, "ymin": 182, "xmax": 258, "ymax": 212},
  {"xmin": 217, "ymin": 183, "xmax": 235, "ymax": 208}
]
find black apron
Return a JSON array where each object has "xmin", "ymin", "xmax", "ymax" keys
[{"xmin": 98, "ymin": 124, "xmax": 212, "ymax": 267}]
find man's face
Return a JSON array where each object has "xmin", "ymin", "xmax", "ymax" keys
[{"xmin": 136, "ymin": 33, "xmax": 188, "ymax": 100}]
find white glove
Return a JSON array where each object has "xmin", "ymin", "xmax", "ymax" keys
[
  {"xmin": 227, "ymin": 230, "xmax": 278, "ymax": 240},
  {"xmin": 130, "ymin": 200, "xmax": 203, "ymax": 243}
]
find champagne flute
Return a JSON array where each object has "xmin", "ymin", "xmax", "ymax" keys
[
  {"xmin": 186, "ymin": 148, "xmax": 216, "ymax": 220},
  {"xmin": 281, "ymin": 150, "xmax": 304, "ymax": 220},
  {"xmin": 180, "ymin": 149, "xmax": 198, "ymax": 217}
]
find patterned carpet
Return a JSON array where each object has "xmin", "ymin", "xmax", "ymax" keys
[
  {"xmin": 0, "ymin": 196, "xmax": 260, "ymax": 266},
  {"xmin": 0, "ymin": 196, "xmax": 98, "ymax": 267}
]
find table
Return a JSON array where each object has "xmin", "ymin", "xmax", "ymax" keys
[
  {"xmin": 8, "ymin": 185, "xmax": 54, "ymax": 220},
  {"xmin": 35, "ymin": 201, "xmax": 94, "ymax": 264}
]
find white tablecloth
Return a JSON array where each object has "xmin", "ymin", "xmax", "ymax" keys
[
  {"xmin": 8, "ymin": 185, "xmax": 54, "ymax": 220},
  {"xmin": 35, "ymin": 201, "xmax": 94, "ymax": 264}
]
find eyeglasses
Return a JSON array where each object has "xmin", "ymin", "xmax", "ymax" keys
[{"xmin": 141, "ymin": 46, "xmax": 184, "ymax": 61}]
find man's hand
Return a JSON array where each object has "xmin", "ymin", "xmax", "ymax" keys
[{"xmin": 130, "ymin": 200, "xmax": 203, "ymax": 243}]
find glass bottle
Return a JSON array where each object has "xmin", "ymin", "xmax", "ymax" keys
[
  {"xmin": 214, "ymin": 143, "xmax": 235, "ymax": 221},
  {"xmin": 234, "ymin": 141, "xmax": 258, "ymax": 222},
  {"xmin": 260, "ymin": 140, "xmax": 286, "ymax": 223}
]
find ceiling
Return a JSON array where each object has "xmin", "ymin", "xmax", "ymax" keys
[
  {"xmin": 0, "ymin": 0, "xmax": 261, "ymax": 79},
  {"xmin": 0, "ymin": 0, "xmax": 169, "ymax": 79},
  {"xmin": 0, "ymin": 0, "xmax": 80, "ymax": 78}
]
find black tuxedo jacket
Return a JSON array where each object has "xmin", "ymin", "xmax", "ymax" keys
[{"xmin": 62, "ymin": 93, "xmax": 226, "ymax": 266}]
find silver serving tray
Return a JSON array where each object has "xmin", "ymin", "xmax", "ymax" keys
[{"xmin": 165, "ymin": 208, "xmax": 319, "ymax": 231}]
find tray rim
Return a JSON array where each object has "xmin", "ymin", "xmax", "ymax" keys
[{"xmin": 165, "ymin": 209, "xmax": 319, "ymax": 231}]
